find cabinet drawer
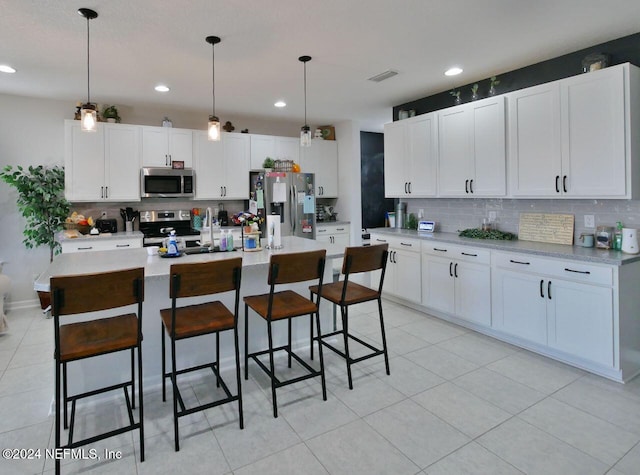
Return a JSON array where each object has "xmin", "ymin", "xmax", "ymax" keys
[
  {"xmin": 370, "ymin": 234, "xmax": 420, "ymax": 253},
  {"xmin": 492, "ymin": 251, "xmax": 613, "ymax": 286},
  {"xmin": 61, "ymin": 238, "xmax": 142, "ymax": 253},
  {"xmin": 317, "ymin": 224, "xmax": 349, "ymax": 235},
  {"xmin": 422, "ymin": 242, "xmax": 490, "ymax": 264}
]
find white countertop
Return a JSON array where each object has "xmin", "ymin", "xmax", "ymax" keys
[
  {"xmin": 369, "ymin": 228, "xmax": 640, "ymax": 265},
  {"xmin": 36, "ymin": 236, "xmax": 345, "ymax": 292}
]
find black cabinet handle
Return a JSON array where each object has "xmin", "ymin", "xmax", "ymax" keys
[
  {"xmin": 101, "ymin": 186, "xmax": 104, "ymax": 199},
  {"xmin": 77, "ymin": 246, "xmax": 93, "ymax": 250},
  {"xmin": 540, "ymin": 279, "xmax": 544, "ymax": 298},
  {"xmin": 116, "ymin": 244, "xmax": 130, "ymax": 248},
  {"xmin": 220, "ymin": 187, "xmax": 223, "ymax": 196},
  {"xmin": 465, "ymin": 179, "xmax": 469, "ymax": 194},
  {"xmin": 548, "ymin": 281, "xmax": 552, "ymax": 300},
  {"xmin": 469, "ymin": 179, "xmax": 474, "ymax": 193},
  {"xmin": 555, "ymin": 175, "xmax": 560, "ymax": 193},
  {"xmin": 509, "ymin": 259, "xmax": 530, "ymax": 265},
  {"xmin": 168, "ymin": 155, "xmax": 172, "ymax": 166},
  {"xmin": 454, "ymin": 262, "xmax": 458, "ymax": 278},
  {"xmin": 105, "ymin": 186, "xmax": 108, "ymax": 199},
  {"xmin": 461, "ymin": 252, "xmax": 477, "ymax": 257},
  {"xmin": 336, "ymin": 228, "xmax": 345, "ymax": 231},
  {"xmin": 563, "ymin": 175, "xmax": 568, "ymax": 193},
  {"xmin": 408, "ymin": 182, "xmax": 412, "ymax": 194},
  {"xmin": 400, "ymin": 242, "xmax": 413, "ymax": 247},
  {"xmin": 393, "ymin": 250, "xmax": 397, "ymax": 263},
  {"xmin": 449, "ymin": 262, "xmax": 453, "ymax": 277},
  {"xmin": 376, "ymin": 239, "xmax": 387, "ymax": 243},
  {"xmin": 433, "ymin": 248, "xmax": 447, "ymax": 252},
  {"xmin": 564, "ymin": 268, "xmax": 591, "ymax": 275}
]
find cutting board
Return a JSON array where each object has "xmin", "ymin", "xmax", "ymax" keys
[{"xmin": 518, "ymin": 213, "xmax": 574, "ymax": 245}]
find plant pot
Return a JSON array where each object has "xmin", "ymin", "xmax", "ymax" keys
[
  {"xmin": 37, "ymin": 290, "xmax": 50, "ymax": 310},
  {"xmin": 243, "ymin": 226, "xmax": 253, "ymax": 234}
]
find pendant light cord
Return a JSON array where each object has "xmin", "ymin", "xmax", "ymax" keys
[
  {"xmin": 211, "ymin": 41, "xmax": 215, "ymax": 116},
  {"xmin": 86, "ymin": 16, "xmax": 91, "ymax": 104},
  {"xmin": 303, "ymin": 61, "xmax": 307, "ymax": 125}
]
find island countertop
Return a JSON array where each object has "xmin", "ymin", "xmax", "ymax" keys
[{"xmin": 35, "ymin": 236, "xmax": 345, "ymax": 292}]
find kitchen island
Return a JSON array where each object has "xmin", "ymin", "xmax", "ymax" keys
[{"xmin": 35, "ymin": 236, "xmax": 345, "ymax": 394}]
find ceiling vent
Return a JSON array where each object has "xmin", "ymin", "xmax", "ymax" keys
[{"xmin": 368, "ymin": 69, "xmax": 398, "ymax": 83}]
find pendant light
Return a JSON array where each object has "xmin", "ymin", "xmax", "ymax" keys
[
  {"xmin": 206, "ymin": 36, "xmax": 221, "ymax": 141},
  {"xmin": 299, "ymin": 55, "xmax": 312, "ymax": 147},
  {"xmin": 78, "ymin": 8, "xmax": 98, "ymax": 132}
]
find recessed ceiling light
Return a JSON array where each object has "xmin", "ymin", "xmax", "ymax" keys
[
  {"xmin": 0, "ymin": 64, "xmax": 17, "ymax": 74},
  {"xmin": 445, "ymin": 67, "xmax": 463, "ymax": 76},
  {"xmin": 154, "ymin": 84, "xmax": 170, "ymax": 92},
  {"xmin": 274, "ymin": 101, "xmax": 286, "ymax": 108}
]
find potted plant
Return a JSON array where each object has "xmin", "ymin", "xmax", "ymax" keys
[
  {"xmin": 0, "ymin": 165, "xmax": 70, "ymax": 309},
  {"xmin": 262, "ymin": 157, "xmax": 275, "ymax": 171},
  {"xmin": 102, "ymin": 104, "xmax": 121, "ymax": 123}
]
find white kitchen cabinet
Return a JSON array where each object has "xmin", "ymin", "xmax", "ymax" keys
[
  {"xmin": 438, "ymin": 96, "xmax": 506, "ymax": 197},
  {"xmin": 508, "ymin": 63, "xmax": 638, "ymax": 198},
  {"xmin": 64, "ymin": 120, "xmax": 141, "ymax": 202},
  {"xmin": 492, "ymin": 251, "xmax": 614, "ymax": 367},
  {"xmin": 422, "ymin": 243, "xmax": 491, "ymax": 326},
  {"xmin": 193, "ymin": 130, "xmax": 224, "ymax": 199},
  {"xmin": 221, "ymin": 133, "xmax": 250, "ymax": 199},
  {"xmin": 250, "ymin": 135, "xmax": 300, "ymax": 170},
  {"xmin": 384, "ymin": 113, "xmax": 438, "ymax": 198},
  {"xmin": 141, "ymin": 126, "xmax": 193, "ymax": 168},
  {"xmin": 316, "ymin": 223, "xmax": 350, "ymax": 246},
  {"xmin": 300, "ymin": 139, "xmax": 338, "ymax": 197},
  {"xmin": 370, "ymin": 234, "xmax": 421, "ymax": 303},
  {"xmin": 60, "ymin": 236, "xmax": 143, "ymax": 253}
]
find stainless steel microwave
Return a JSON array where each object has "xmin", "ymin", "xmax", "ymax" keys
[{"xmin": 140, "ymin": 167, "xmax": 195, "ymax": 198}]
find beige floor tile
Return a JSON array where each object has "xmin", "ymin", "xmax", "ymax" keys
[{"xmin": 424, "ymin": 441, "xmax": 524, "ymax": 474}]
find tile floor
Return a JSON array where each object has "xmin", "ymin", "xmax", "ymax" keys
[{"xmin": 1, "ymin": 300, "xmax": 640, "ymax": 474}]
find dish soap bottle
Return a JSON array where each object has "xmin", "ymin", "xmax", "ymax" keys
[
  {"xmin": 227, "ymin": 231, "xmax": 234, "ymax": 251},
  {"xmin": 614, "ymin": 222, "xmax": 623, "ymax": 251},
  {"xmin": 219, "ymin": 229, "xmax": 227, "ymax": 252},
  {"xmin": 167, "ymin": 230, "xmax": 179, "ymax": 255}
]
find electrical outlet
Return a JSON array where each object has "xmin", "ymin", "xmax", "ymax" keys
[
  {"xmin": 584, "ymin": 215, "xmax": 595, "ymax": 228},
  {"xmin": 101, "ymin": 211, "xmax": 107, "ymax": 219},
  {"xmin": 488, "ymin": 211, "xmax": 497, "ymax": 221}
]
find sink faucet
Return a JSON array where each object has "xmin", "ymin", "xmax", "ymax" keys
[{"xmin": 207, "ymin": 207, "xmax": 214, "ymax": 251}]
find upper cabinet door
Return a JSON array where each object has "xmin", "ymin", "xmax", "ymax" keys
[
  {"xmin": 300, "ymin": 139, "xmax": 338, "ymax": 197},
  {"xmin": 104, "ymin": 124, "xmax": 140, "ymax": 201},
  {"xmin": 193, "ymin": 130, "xmax": 224, "ymax": 199},
  {"xmin": 222, "ymin": 133, "xmax": 250, "ymax": 199},
  {"xmin": 561, "ymin": 65, "xmax": 626, "ymax": 197},
  {"xmin": 438, "ymin": 105, "xmax": 472, "ymax": 196},
  {"xmin": 407, "ymin": 113, "xmax": 438, "ymax": 197},
  {"xmin": 249, "ymin": 134, "xmax": 275, "ymax": 170},
  {"xmin": 508, "ymin": 83, "xmax": 562, "ymax": 197},
  {"xmin": 383, "ymin": 120, "xmax": 408, "ymax": 197},
  {"xmin": 141, "ymin": 126, "xmax": 169, "ymax": 167},
  {"xmin": 168, "ymin": 129, "xmax": 193, "ymax": 168},
  {"xmin": 275, "ymin": 137, "xmax": 300, "ymax": 165},
  {"xmin": 65, "ymin": 121, "xmax": 105, "ymax": 201},
  {"xmin": 471, "ymin": 96, "xmax": 506, "ymax": 196}
]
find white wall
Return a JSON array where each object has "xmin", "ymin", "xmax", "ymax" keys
[{"xmin": 0, "ymin": 93, "xmax": 308, "ymax": 308}]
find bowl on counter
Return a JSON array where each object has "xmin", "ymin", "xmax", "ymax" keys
[{"xmin": 146, "ymin": 246, "xmax": 160, "ymax": 256}]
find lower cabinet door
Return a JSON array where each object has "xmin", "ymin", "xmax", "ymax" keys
[
  {"xmin": 547, "ymin": 279, "xmax": 614, "ymax": 367},
  {"xmin": 422, "ymin": 255, "xmax": 455, "ymax": 314},
  {"xmin": 393, "ymin": 248, "xmax": 421, "ymax": 303},
  {"xmin": 492, "ymin": 269, "xmax": 548, "ymax": 345},
  {"xmin": 455, "ymin": 261, "xmax": 491, "ymax": 326}
]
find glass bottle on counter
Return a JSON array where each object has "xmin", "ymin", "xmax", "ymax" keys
[
  {"xmin": 614, "ymin": 221, "xmax": 623, "ymax": 251},
  {"xmin": 219, "ymin": 229, "xmax": 227, "ymax": 251}
]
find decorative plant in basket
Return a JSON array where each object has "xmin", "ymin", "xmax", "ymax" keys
[
  {"xmin": 102, "ymin": 105, "xmax": 121, "ymax": 123},
  {"xmin": 232, "ymin": 212, "xmax": 263, "ymax": 233}
]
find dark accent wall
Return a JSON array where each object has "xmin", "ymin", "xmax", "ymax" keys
[
  {"xmin": 393, "ymin": 32, "xmax": 640, "ymax": 120},
  {"xmin": 360, "ymin": 131, "xmax": 394, "ymax": 229}
]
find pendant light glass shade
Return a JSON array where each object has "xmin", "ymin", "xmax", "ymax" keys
[
  {"xmin": 208, "ymin": 115, "xmax": 221, "ymax": 141},
  {"xmin": 299, "ymin": 55, "xmax": 312, "ymax": 147},
  {"xmin": 206, "ymin": 36, "xmax": 221, "ymax": 141},
  {"xmin": 78, "ymin": 8, "xmax": 98, "ymax": 132},
  {"xmin": 81, "ymin": 103, "xmax": 97, "ymax": 132}
]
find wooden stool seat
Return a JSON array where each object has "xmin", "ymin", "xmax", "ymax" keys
[
  {"xmin": 59, "ymin": 314, "xmax": 139, "ymax": 362},
  {"xmin": 160, "ymin": 301, "xmax": 234, "ymax": 339},
  {"xmin": 310, "ymin": 244, "xmax": 390, "ymax": 389},
  {"xmin": 244, "ymin": 249, "xmax": 327, "ymax": 418},
  {"xmin": 243, "ymin": 290, "xmax": 318, "ymax": 321},
  {"xmin": 309, "ymin": 281, "xmax": 379, "ymax": 306}
]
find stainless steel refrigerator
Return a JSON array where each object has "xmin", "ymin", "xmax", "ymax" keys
[{"xmin": 249, "ymin": 171, "xmax": 316, "ymax": 239}]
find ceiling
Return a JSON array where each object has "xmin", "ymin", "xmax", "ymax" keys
[{"xmin": 2, "ymin": 0, "xmax": 640, "ymax": 132}]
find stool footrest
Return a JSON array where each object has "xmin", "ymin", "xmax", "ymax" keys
[
  {"xmin": 248, "ymin": 346, "xmax": 322, "ymax": 388},
  {"xmin": 319, "ymin": 331, "xmax": 384, "ymax": 364}
]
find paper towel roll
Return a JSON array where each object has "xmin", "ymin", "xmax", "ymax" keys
[{"xmin": 266, "ymin": 215, "xmax": 282, "ymax": 249}]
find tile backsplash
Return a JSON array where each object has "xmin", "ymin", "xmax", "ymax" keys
[{"xmin": 405, "ymin": 198, "xmax": 640, "ymax": 238}]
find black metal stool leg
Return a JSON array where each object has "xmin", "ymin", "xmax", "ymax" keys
[
  {"xmin": 63, "ymin": 362, "xmax": 68, "ymax": 429},
  {"xmin": 378, "ymin": 298, "xmax": 390, "ymax": 375},
  {"xmin": 341, "ymin": 306, "xmax": 353, "ymax": 390},
  {"xmin": 287, "ymin": 317, "xmax": 292, "ymax": 368},
  {"xmin": 131, "ymin": 348, "xmax": 135, "ymax": 409},
  {"xmin": 216, "ymin": 332, "xmax": 221, "ymax": 387},
  {"xmin": 171, "ymin": 336, "xmax": 179, "ymax": 452},
  {"xmin": 138, "ymin": 343, "xmax": 145, "ymax": 462},
  {"xmin": 267, "ymin": 318, "xmax": 278, "ymax": 418},
  {"xmin": 315, "ymin": 311, "xmax": 327, "ymax": 400},
  {"xmin": 161, "ymin": 323, "xmax": 166, "ymax": 402},
  {"xmin": 309, "ymin": 291, "xmax": 314, "ymax": 360},
  {"xmin": 55, "ymin": 359, "xmax": 61, "ymax": 475},
  {"xmin": 244, "ymin": 303, "xmax": 249, "ymax": 380},
  {"xmin": 233, "ymin": 325, "xmax": 244, "ymax": 429}
]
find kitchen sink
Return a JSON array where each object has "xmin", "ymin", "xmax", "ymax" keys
[{"xmin": 183, "ymin": 246, "xmax": 237, "ymax": 255}]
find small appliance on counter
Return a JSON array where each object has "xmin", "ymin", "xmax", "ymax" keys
[
  {"xmin": 596, "ymin": 226, "xmax": 613, "ymax": 249},
  {"xmin": 95, "ymin": 218, "xmax": 118, "ymax": 234}
]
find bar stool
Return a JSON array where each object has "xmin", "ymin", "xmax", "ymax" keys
[
  {"xmin": 244, "ymin": 250, "xmax": 326, "ymax": 418},
  {"xmin": 310, "ymin": 244, "xmax": 389, "ymax": 389},
  {"xmin": 51, "ymin": 267, "xmax": 145, "ymax": 475},
  {"xmin": 160, "ymin": 258, "xmax": 243, "ymax": 451}
]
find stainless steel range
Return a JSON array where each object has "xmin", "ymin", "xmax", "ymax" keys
[{"xmin": 139, "ymin": 209, "xmax": 201, "ymax": 248}]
